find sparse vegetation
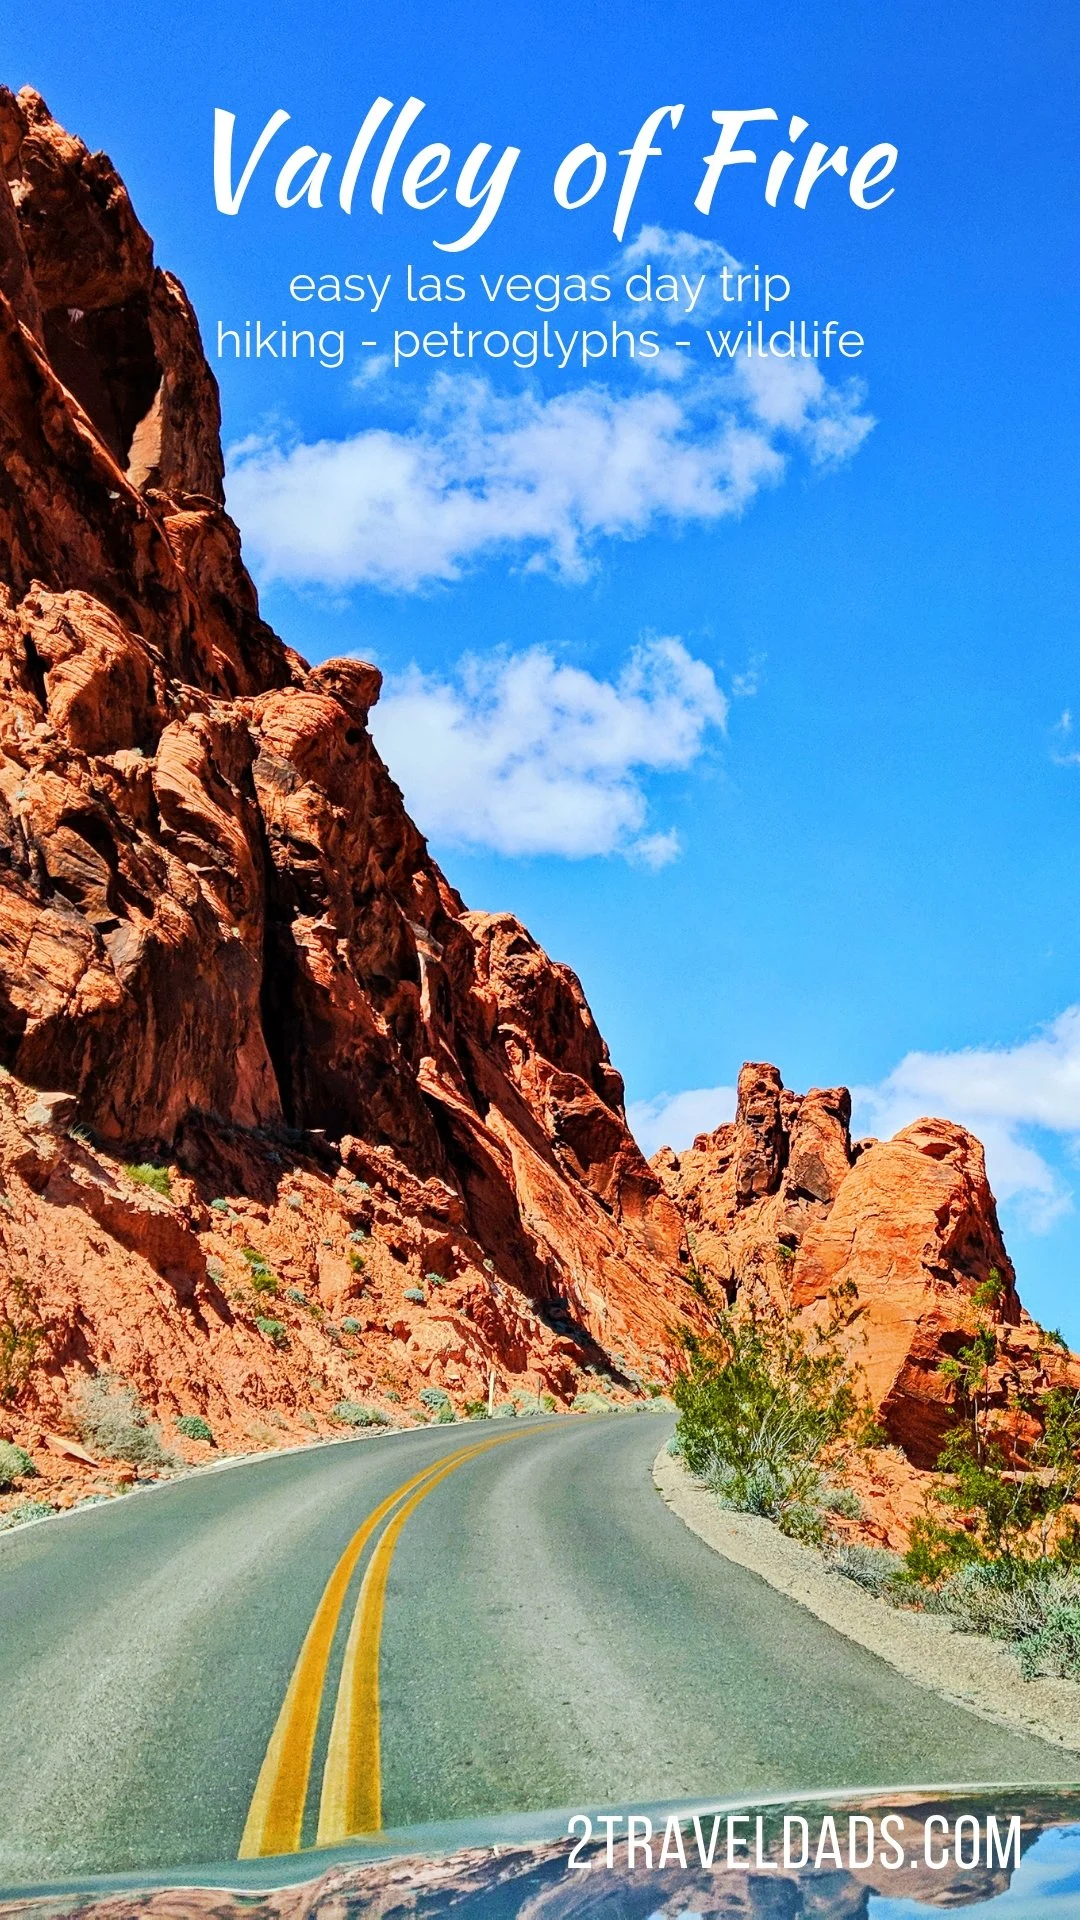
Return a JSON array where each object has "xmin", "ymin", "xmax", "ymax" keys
[
  {"xmin": 73, "ymin": 1373, "xmax": 173, "ymax": 1468},
  {"xmin": 332, "ymin": 1400, "xmax": 391, "ymax": 1428},
  {"xmin": 341, "ymin": 1316, "xmax": 362, "ymax": 1334},
  {"xmin": 829, "ymin": 1544, "xmax": 906, "ymax": 1597},
  {"xmin": 673, "ymin": 1289, "xmax": 863, "ymax": 1538},
  {"xmin": 125, "ymin": 1162, "xmax": 173, "ymax": 1199},
  {"xmin": 420, "ymin": 1387, "xmax": 450, "ymax": 1410},
  {"xmin": 463, "ymin": 1398, "xmax": 489, "ymax": 1419},
  {"xmin": 241, "ymin": 1248, "xmax": 280, "ymax": 1295},
  {"xmin": 0, "ymin": 1440, "xmax": 36, "ymax": 1489},
  {"xmin": 254, "ymin": 1317, "xmax": 288, "ymax": 1348},
  {"xmin": 348, "ymin": 1251, "xmax": 366, "ymax": 1273},
  {"xmin": 0, "ymin": 1498, "xmax": 55, "ymax": 1531},
  {"xmin": 425, "ymin": 1271, "xmax": 445, "ymax": 1287},
  {"xmin": 404, "ymin": 1287, "xmax": 425, "ymax": 1304},
  {"xmin": 175, "ymin": 1415, "xmax": 214, "ymax": 1444}
]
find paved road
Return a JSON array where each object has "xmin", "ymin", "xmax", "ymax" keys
[{"xmin": 0, "ymin": 1411, "xmax": 1073, "ymax": 1886}]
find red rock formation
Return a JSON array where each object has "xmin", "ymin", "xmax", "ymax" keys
[
  {"xmin": 0, "ymin": 86, "xmax": 709, "ymax": 1486},
  {"xmin": 657, "ymin": 1062, "xmax": 1077, "ymax": 1468}
]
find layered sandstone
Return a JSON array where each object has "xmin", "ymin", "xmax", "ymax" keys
[
  {"xmin": 0, "ymin": 86, "xmax": 707, "ymax": 1487},
  {"xmin": 656, "ymin": 1063, "xmax": 1077, "ymax": 1470}
]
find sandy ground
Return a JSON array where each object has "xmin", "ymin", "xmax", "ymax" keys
[{"xmin": 653, "ymin": 1446, "xmax": 1080, "ymax": 1760}]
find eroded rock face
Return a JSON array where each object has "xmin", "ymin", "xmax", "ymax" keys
[
  {"xmin": 656, "ymin": 1064, "xmax": 1076, "ymax": 1467},
  {"xmin": 0, "ymin": 87, "xmax": 708, "ymax": 1468}
]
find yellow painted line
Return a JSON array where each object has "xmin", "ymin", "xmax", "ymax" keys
[
  {"xmin": 316, "ymin": 1432, "xmax": 521, "ymax": 1845},
  {"xmin": 238, "ymin": 1438, "xmax": 506, "ymax": 1859}
]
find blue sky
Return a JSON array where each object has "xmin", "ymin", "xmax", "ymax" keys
[{"xmin": 16, "ymin": 1, "xmax": 1080, "ymax": 1335}]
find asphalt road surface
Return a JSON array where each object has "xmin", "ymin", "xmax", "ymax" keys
[{"xmin": 0, "ymin": 1410, "xmax": 1074, "ymax": 1887}]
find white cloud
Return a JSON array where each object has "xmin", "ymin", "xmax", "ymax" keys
[
  {"xmin": 627, "ymin": 1084, "xmax": 737, "ymax": 1157},
  {"xmin": 854, "ymin": 1008, "xmax": 1080, "ymax": 1232},
  {"xmin": 226, "ymin": 365, "xmax": 872, "ymax": 593},
  {"xmin": 370, "ymin": 635, "xmax": 726, "ymax": 863}
]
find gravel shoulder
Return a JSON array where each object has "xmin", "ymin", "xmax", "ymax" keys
[{"xmin": 653, "ymin": 1446, "xmax": 1080, "ymax": 1759}]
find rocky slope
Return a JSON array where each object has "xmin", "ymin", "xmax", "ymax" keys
[{"xmin": 0, "ymin": 85, "xmax": 708, "ymax": 1490}]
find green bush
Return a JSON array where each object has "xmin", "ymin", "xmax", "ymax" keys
[
  {"xmin": 348, "ymin": 1250, "xmax": 366, "ymax": 1273},
  {"xmin": 0, "ymin": 1440, "xmax": 36, "ymax": 1489},
  {"xmin": 175, "ymin": 1414, "xmax": 214, "ymax": 1444},
  {"xmin": 332, "ymin": 1400, "xmax": 390, "ymax": 1428},
  {"xmin": 125, "ymin": 1163, "xmax": 173, "ymax": 1199},
  {"xmin": 0, "ymin": 1498, "xmax": 55, "ymax": 1531},
  {"xmin": 341, "ymin": 1316, "xmax": 362, "ymax": 1334},
  {"xmin": 1018, "ymin": 1601, "xmax": 1080, "ymax": 1680},
  {"xmin": 404, "ymin": 1288, "xmax": 425, "ymax": 1304},
  {"xmin": 73, "ymin": 1374, "xmax": 173, "ymax": 1468},
  {"xmin": 425, "ymin": 1271, "xmax": 445, "ymax": 1287},
  {"xmin": 673, "ymin": 1295, "xmax": 860, "ymax": 1528},
  {"xmin": 463, "ymin": 1399, "xmax": 490, "ymax": 1419},
  {"xmin": 436, "ymin": 1404, "xmax": 456, "ymax": 1423},
  {"xmin": 255, "ymin": 1317, "xmax": 288, "ymax": 1348},
  {"xmin": 420, "ymin": 1386, "xmax": 450, "ymax": 1409}
]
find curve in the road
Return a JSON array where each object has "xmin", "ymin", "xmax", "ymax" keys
[{"xmin": 1, "ymin": 1411, "xmax": 1075, "ymax": 1890}]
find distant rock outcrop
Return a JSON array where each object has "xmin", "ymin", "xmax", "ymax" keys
[{"xmin": 656, "ymin": 1062, "xmax": 1076, "ymax": 1467}]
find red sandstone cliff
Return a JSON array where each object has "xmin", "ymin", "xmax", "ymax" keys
[
  {"xmin": 655, "ymin": 1063, "xmax": 1079, "ymax": 1490},
  {"xmin": 0, "ymin": 86, "xmax": 705, "ymax": 1484}
]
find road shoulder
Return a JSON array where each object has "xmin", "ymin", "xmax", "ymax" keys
[{"xmin": 653, "ymin": 1446, "xmax": 1080, "ymax": 1758}]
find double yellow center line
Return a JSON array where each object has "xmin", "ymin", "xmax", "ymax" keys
[{"xmin": 238, "ymin": 1432, "xmax": 520, "ymax": 1857}]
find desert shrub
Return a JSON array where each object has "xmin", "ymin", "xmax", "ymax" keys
[
  {"xmin": 934, "ymin": 1559, "xmax": 1080, "ymax": 1642},
  {"xmin": 0, "ymin": 1498, "xmax": 55, "ymax": 1530},
  {"xmin": 425, "ymin": 1271, "xmax": 445, "ymax": 1287},
  {"xmin": 829, "ymin": 1544, "xmax": 906, "ymax": 1597},
  {"xmin": 242, "ymin": 1249, "xmax": 279, "ymax": 1295},
  {"xmin": 463, "ymin": 1399, "xmax": 489, "ymax": 1419},
  {"xmin": 645, "ymin": 1382, "xmax": 664, "ymax": 1399},
  {"xmin": 285, "ymin": 1287, "xmax": 308, "ymax": 1306},
  {"xmin": 125, "ymin": 1163, "xmax": 172, "ymax": 1199},
  {"xmin": 779, "ymin": 1502, "xmax": 827, "ymax": 1546},
  {"xmin": 665, "ymin": 1432, "xmax": 683, "ymax": 1455},
  {"xmin": 673, "ymin": 1295, "xmax": 860, "ymax": 1529},
  {"xmin": 332, "ymin": 1400, "xmax": 390, "ymax": 1428},
  {"xmin": 573, "ymin": 1390, "xmax": 615, "ymax": 1414},
  {"xmin": 420, "ymin": 1387, "xmax": 450, "ymax": 1410},
  {"xmin": 1017, "ymin": 1602, "xmax": 1080, "ymax": 1680},
  {"xmin": 298, "ymin": 1409, "xmax": 318, "ymax": 1430},
  {"xmin": 175, "ymin": 1415, "xmax": 214, "ymax": 1444},
  {"xmin": 210, "ymin": 1197, "xmax": 232, "ymax": 1214},
  {"xmin": 0, "ymin": 1440, "xmax": 36, "ymax": 1489},
  {"xmin": 286, "ymin": 1193, "xmax": 304, "ymax": 1211},
  {"xmin": 341, "ymin": 1316, "xmax": 362, "ymax": 1334},
  {"xmin": 73, "ymin": 1374, "xmax": 172, "ymax": 1467},
  {"xmin": 255, "ymin": 1317, "xmax": 288, "ymax": 1348},
  {"xmin": 493, "ymin": 1402, "xmax": 517, "ymax": 1418},
  {"xmin": 436, "ymin": 1404, "xmax": 456, "ymax": 1423},
  {"xmin": 820, "ymin": 1485, "xmax": 863, "ymax": 1519},
  {"xmin": 404, "ymin": 1288, "xmax": 425, "ymax": 1304},
  {"xmin": 350, "ymin": 1228, "xmax": 370, "ymax": 1244}
]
